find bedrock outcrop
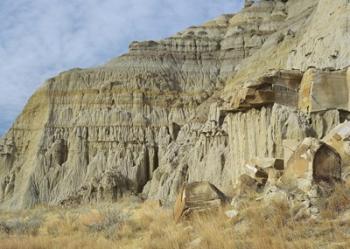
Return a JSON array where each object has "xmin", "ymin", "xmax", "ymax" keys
[{"xmin": 0, "ymin": 0, "xmax": 350, "ymax": 209}]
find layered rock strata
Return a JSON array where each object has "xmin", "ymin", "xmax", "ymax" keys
[{"xmin": 0, "ymin": 0, "xmax": 350, "ymax": 209}]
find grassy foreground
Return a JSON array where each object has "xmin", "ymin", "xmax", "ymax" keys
[{"xmin": 1, "ymin": 187, "xmax": 350, "ymax": 249}]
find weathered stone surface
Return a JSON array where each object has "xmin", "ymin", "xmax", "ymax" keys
[
  {"xmin": 238, "ymin": 159, "xmax": 284, "ymax": 193},
  {"xmin": 0, "ymin": 0, "xmax": 350, "ymax": 209},
  {"xmin": 323, "ymin": 121, "xmax": 350, "ymax": 182},
  {"xmin": 224, "ymin": 104, "xmax": 337, "ymax": 185},
  {"xmin": 244, "ymin": 163, "xmax": 268, "ymax": 186},
  {"xmin": 283, "ymin": 139, "xmax": 300, "ymax": 163},
  {"xmin": 246, "ymin": 157, "xmax": 284, "ymax": 185},
  {"xmin": 226, "ymin": 0, "xmax": 346, "ymax": 87},
  {"xmin": 249, "ymin": 157, "xmax": 284, "ymax": 170},
  {"xmin": 231, "ymin": 87, "xmax": 275, "ymax": 110},
  {"xmin": 323, "ymin": 121, "xmax": 350, "ymax": 167},
  {"xmin": 298, "ymin": 68, "xmax": 350, "ymax": 113},
  {"xmin": 282, "ymin": 138, "xmax": 341, "ymax": 192},
  {"xmin": 173, "ymin": 182, "xmax": 227, "ymax": 222}
]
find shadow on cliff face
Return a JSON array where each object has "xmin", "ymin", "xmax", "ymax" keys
[{"xmin": 59, "ymin": 175, "xmax": 138, "ymax": 207}]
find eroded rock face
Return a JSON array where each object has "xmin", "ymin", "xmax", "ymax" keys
[{"xmin": 0, "ymin": 0, "xmax": 350, "ymax": 209}]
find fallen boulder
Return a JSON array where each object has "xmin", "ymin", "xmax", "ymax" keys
[
  {"xmin": 174, "ymin": 181, "xmax": 228, "ymax": 222},
  {"xmin": 246, "ymin": 157, "xmax": 284, "ymax": 185},
  {"xmin": 281, "ymin": 137, "xmax": 341, "ymax": 192},
  {"xmin": 249, "ymin": 157, "xmax": 284, "ymax": 170},
  {"xmin": 244, "ymin": 163, "xmax": 268, "ymax": 186},
  {"xmin": 323, "ymin": 121, "xmax": 350, "ymax": 178}
]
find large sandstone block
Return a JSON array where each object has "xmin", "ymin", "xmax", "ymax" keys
[
  {"xmin": 257, "ymin": 69, "xmax": 302, "ymax": 107},
  {"xmin": 323, "ymin": 121, "xmax": 350, "ymax": 166},
  {"xmin": 174, "ymin": 182, "xmax": 228, "ymax": 222},
  {"xmin": 232, "ymin": 87, "xmax": 275, "ymax": 110},
  {"xmin": 230, "ymin": 69, "xmax": 303, "ymax": 111},
  {"xmin": 282, "ymin": 138, "xmax": 341, "ymax": 192},
  {"xmin": 298, "ymin": 68, "xmax": 350, "ymax": 113},
  {"xmin": 323, "ymin": 121, "xmax": 350, "ymax": 181}
]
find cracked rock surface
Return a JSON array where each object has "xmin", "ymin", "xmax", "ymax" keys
[{"xmin": 1, "ymin": 0, "xmax": 350, "ymax": 209}]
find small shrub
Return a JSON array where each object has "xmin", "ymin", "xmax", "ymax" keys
[
  {"xmin": 86, "ymin": 209, "xmax": 127, "ymax": 239},
  {"xmin": 0, "ymin": 214, "xmax": 43, "ymax": 236},
  {"xmin": 321, "ymin": 184, "xmax": 350, "ymax": 218},
  {"xmin": 0, "ymin": 221, "xmax": 10, "ymax": 234}
]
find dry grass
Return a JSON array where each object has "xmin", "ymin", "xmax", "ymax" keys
[
  {"xmin": 320, "ymin": 184, "xmax": 350, "ymax": 219},
  {"xmin": 1, "ymin": 195, "xmax": 350, "ymax": 249}
]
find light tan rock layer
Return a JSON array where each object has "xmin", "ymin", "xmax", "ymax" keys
[{"xmin": 0, "ymin": 0, "xmax": 350, "ymax": 209}]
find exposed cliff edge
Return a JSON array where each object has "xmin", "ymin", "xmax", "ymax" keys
[{"xmin": 0, "ymin": 0, "xmax": 349, "ymax": 209}]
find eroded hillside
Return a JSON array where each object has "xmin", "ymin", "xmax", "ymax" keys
[{"xmin": 0, "ymin": 0, "xmax": 349, "ymax": 209}]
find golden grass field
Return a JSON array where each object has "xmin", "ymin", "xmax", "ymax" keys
[{"xmin": 1, "ymin": 185, "xmax": 350, "ymax": 249}]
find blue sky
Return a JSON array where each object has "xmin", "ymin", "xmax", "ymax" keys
[{"xmin": 0, "ymin": 0, "xmax": 243, "ymax": 136}]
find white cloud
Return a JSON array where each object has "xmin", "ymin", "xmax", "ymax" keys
[{"xmin": 0, "ymin": 0, "xmax": 243, "ymax": 135}]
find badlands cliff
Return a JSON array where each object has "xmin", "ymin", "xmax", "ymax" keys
[{"xmin": 0, "ymin": 0, "xmax": 349, "ymax": 209}]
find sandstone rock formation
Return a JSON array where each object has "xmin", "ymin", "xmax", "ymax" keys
[
  {"xmin": 244, "ymin": 157, "xmax": 284, "ymax": 186},
  {"xmin": 323, "ymin": 121, "xmax": 350, "ymax": 182},
  {"xmin": 174, "ymin": 181, "xmax": 228, "ymax": 222},
  {"xmin": 281, "ymin": 137, "xmax": 341, "ymax": 192},
  {"xmin": 0, "ymin": 0, "xmax": 350, "ymax": 209}
]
